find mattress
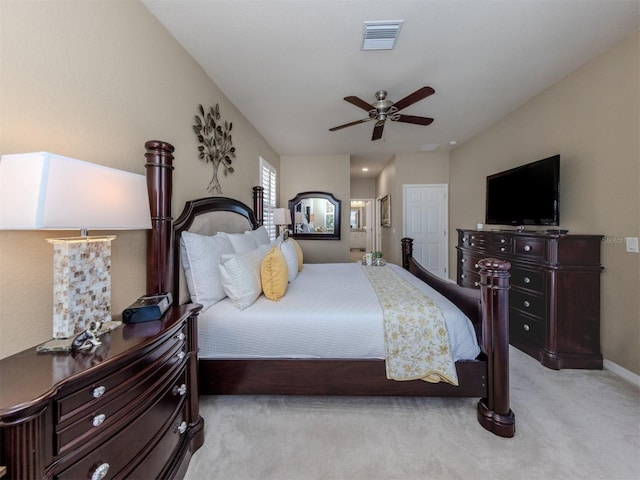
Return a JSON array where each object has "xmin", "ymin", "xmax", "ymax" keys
[{"xmin": 198, "ymin": 262, "xmax": 481, "ymax": 361}]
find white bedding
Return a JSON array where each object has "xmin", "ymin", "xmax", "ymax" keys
[{"xmin": 197, "ymin": 262, "xmax": 481, "ymax": 361}]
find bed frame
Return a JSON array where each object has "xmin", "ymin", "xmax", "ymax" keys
[{"xmin": 144, "ymin": 140, "xmax": 515, "ymax": 437}]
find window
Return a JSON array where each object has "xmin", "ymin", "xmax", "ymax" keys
[{"xmin": 260, "ymin": 157, "xmax": 277, "ymax": 240}]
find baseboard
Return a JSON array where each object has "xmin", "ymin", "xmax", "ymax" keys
[{"xmin": 603, "ymin": 359, "xmax": 640, "ymax": 387}]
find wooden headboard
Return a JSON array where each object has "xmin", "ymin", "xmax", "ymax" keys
[{"xmin": 145, "ymin": 140, "xmax": 264, "ymax": 301}]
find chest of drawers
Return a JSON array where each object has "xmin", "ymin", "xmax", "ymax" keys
[
  {"xmin": 0, "ymin": 304, "xmax": 203, "ymax": 479},
  {"xmin": 457, "ymin": 229, "xmax": 603, "ymax": 369}
]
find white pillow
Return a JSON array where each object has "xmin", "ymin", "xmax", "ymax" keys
[
  {"xmin": 180, "ymin": 232, "xmax": 234, "ymax": 311},
  {"xmin": 271, "ymin": 234, "xmax": 284, "ymax": 247},
  {"xmin": 221, "ymin": 232, "xmax": 257, "ymax": 253},
  {"xmin": 218, "ymin": 245, "xmax": 271, "ymax": 310},
  {"xmin": 246, "ymin": 225, "xmax": 270, "ymax": 246},
  {"xmin": 280, "ymin": 240, "xmax": 299, "ymax": 282}
]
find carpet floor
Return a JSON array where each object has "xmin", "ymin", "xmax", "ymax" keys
[{"xmin": 184, "ymin": 347, "xmax": 640, "ymax": 480}]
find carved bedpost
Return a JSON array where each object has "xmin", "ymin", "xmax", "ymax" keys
[
  {"xmin": 145, "ymin": 140, "xmax": 175, "ymax": 295},
  {"xmin": 401, "ymin": 237, "xmax": 413, "ymax": 270},
  {"xmin": 252, "ymin": 186, "xmax": 264, "ymax": 226},
  {"xmin": 476, "ymin": 258, "xmax": 515, "ymax": 438}
]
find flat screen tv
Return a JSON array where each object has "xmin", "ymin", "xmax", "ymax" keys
[{"xmin": 485, "ymin": 154, "xmax": 560, "ymax": 226}]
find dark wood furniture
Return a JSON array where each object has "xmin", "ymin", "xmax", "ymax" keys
[
  {"xmin": 0, "ymin": 305, "xmax": 203, "ymax": 480},
  {"xmin": 288, "ymin": 191, "xmax": 341, "ymax": 240},
  {"xmin": 457, "ymin": 229, "xmax": 603, "ymax": 369},
  {"xmin": 145, "ymin": 140, "xmax": 515, "ymax": 438}
]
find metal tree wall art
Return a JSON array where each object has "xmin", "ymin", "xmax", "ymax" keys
[{"xmin": 193, "ymin": 103, "xmax": 236, "ymax": 194}]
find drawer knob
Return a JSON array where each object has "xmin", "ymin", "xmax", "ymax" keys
[
  {"xmin": 176, "ymin": 332, "xmax": 186, "ymax": 341},
  {"xmin": 461, "ymin": 258, "xmax": 465, "ymax": 263},
  {"xmin": 461, "ymin": 274, "xmax": 465, "ymax": 279},
  {"xmin": 92, "ymin": 413, "xmax": 107, "ymax": 427},
  {"xmin": 176, "ymin": 350, "xmax": 186, "ymax": 361},
  {"xmin": 523, "ymin": 324, "xmax": 530, "ymax": 332},
  {"xmin": 91, "ymin": 463, "xmax": 110, "ymax": 480},
  {"xmin": 474, "ymin": 263, "xmax": 479, "ymax": 269},
  {"xmin": 177, "ymin": 421, "xmax": 188, "ymax": 435},
  {"xmin": 500, "ymin": 238, "xmax": 506, "ymax": 244},
  {"xmin": 92, "ymin": 386, "xmax": 106, "ymax": 399},
  {"xmin": 500, "ymin": 247, "xmax": 506, "ymax": 252},
  {"xmin": 523, "ymin": 300, "xmax": 531, "ymax": 308},
  {"xmin": 524, "ymin": 245, "xmax": 532, "ymax": 252},
  {"xmin": 474, "ymin": 281, "xmax": 480, "ymax": 287},
  {"xmin": 173, "ymin": 383, "xmax": 187, "ymax": 396},
  {"xmin": 523, "ymin": 276, "xmax": 531, "ymax": 284}
]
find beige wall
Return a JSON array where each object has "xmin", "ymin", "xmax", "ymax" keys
[
  {"xmin": 0, "ymin": 1, "xmax": 278, "ymax": 359},
  {"xmin": 376, "ymin": 152, "xmax": 450, "ymax": 265},
  {"xmin": 280, "ymin": 155, "xmax": 351, "ymax": 263},
  {"xmin": 350, "ymin": 177, "xmax": 376, "ymax": 199},
  {"xmin": 450, "ymin": 32, "xmax": 639, "ymax": 375}
]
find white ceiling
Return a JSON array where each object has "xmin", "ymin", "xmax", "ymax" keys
[{"xmin": 143, "ymin": 0, "xmax": 639, "ymax": 178}]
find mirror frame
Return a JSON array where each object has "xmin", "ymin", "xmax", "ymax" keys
[{"xmin": 288, "ymin": 191, "xmax": 341, "ymax": 240}]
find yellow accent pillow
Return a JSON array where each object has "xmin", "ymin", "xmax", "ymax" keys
[
  {"xmin": 261, "ymin": 247, "xmax": 288, "ymax": 301},
  {"xmin": 289, "ymin": 238, "xmax": 303, "ymax": 272}
]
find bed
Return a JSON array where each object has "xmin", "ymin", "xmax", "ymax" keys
[{"xmin": 144, "ymin": 140, "xmax": 515, "ymax": 437}]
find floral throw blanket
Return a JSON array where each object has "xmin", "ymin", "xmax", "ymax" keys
[{"xmin": 362, "ymin": 265, "xmax": 459, "ymax": 385}]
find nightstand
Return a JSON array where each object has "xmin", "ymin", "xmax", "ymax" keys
[{"xmin": 0, "ymin": 304, "xmax": 203, "ymax": 479}]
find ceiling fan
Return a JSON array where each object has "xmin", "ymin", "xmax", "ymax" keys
[{"xmin": 329, "ymin": 86, "xmax": 435, "ymax": 141}]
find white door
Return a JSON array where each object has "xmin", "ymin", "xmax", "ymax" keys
[
  {"xmin": 403, "ymin": 184, "xmax": 448, "ymax": 278},
  {"xmin": 364, "ymin": 199, "xmax": 374, "ymax": 252}
]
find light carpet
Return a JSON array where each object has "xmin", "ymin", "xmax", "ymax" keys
[{"xmin": 184, "ymin": 347, "xmax": 640, "ymax": 480}]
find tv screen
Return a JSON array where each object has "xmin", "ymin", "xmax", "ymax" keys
[{"xmin": 485, "ymin": 155, "xmax": 560, "ymax": 226}]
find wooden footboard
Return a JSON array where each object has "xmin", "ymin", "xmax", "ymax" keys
[
  {"xmin": 200, "ymin": 359, "xmax": 488, "ymax": 397},
  {"xmin": 402, "ymin": 238, "xmax": 514, "ymax": 437}
]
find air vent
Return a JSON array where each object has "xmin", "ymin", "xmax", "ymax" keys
[{"xmin": 361, "ymin": 20, "xmax": 403, "ymax": 51}]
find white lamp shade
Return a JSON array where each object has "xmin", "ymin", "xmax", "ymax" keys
[
  {"xmin": 0, "ymin": 152, "xmax": 151, "ymax": 231},
  {"xmin": 273, "ymin": 208, "xmax": 292, "ymax": 225}
]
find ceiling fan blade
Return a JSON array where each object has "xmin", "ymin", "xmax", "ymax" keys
[
  {"xmin": 372, "ymin": 122, "xmax": 385, "ymax": 141},
  {"xmin": 392, "ymin": 86, "xmax": 435, "ymax": 112},
  {"xmin": 394, "ymin": 114, "xmax": 434, "ymax": 126},
  {"xmin": 329, "ymin": 118, "xmax": 371, "ymax": 131},
  {"xmin": 344, "ymin": 96, "xmax": 375, "ymax": 112}
]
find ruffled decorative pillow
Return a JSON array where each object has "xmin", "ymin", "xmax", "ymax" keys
[{"xmin": 261, "ymin": 247, "xmax": 288, "ymax": 301}]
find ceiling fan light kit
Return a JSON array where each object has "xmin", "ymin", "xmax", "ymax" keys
[{"xmin": 329, "ymin": 86, "xmax": 435, "ymax": 141}]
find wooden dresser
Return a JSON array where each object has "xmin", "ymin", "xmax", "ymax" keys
[
  {"xmin": 457, "ymin": 229, "xmax": 603, "ymax": 369},
  {"xmin": 0, "ymin": 304, "xmax": 203, "ymax": 479}
]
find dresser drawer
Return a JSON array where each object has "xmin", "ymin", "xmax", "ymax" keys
[
  {"xmin": 462, "ymin": 232, "xmax": 487, "ymax": 248},
  {"xmin": 126, "ymin": 407, "xmax": 189, "ymax": 480},
  {"xmin": 55, "ymin": 366, "xmax": 188, "ymax": 480},
  {"xmin": 510, "ymin": 310, "xmax": 545, "ymax": 349},
  {"xmin": 514, "ymin": 236, "xmax": 545, "ymax": 258},
  {"xmin": 510, "ymin": 289, "xmax": 545, "ymax": 318},
  {"xmin": 55, "ymin": 335, "xmax": 187, "ymax": 456},
  {"xmin": 510, "ymin": 267, "xmax": 544, "ymax": 293},
  {"xmin": 56, "ymin": 324, "xmax": 187, "ymax": 425},
  {"xmin": 459, "ymin": 270, "xmax": 480, "ymax": 288},
  {"xmin": 458, "ymin": 253, "xmax": 480, "ymax": 288}
]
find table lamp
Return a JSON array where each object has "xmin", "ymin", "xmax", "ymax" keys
[
  {"xmin": 0, "ymin": 152, "xmax": 151, "ymax": 346},
  {"xmin": 273, "ymin": 208, "xmax": 292, "ymax": 239}
]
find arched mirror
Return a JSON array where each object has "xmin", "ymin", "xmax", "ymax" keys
[{"xmin": 288, "ymin": 191, "xmax": 341, "ymax": 240}]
